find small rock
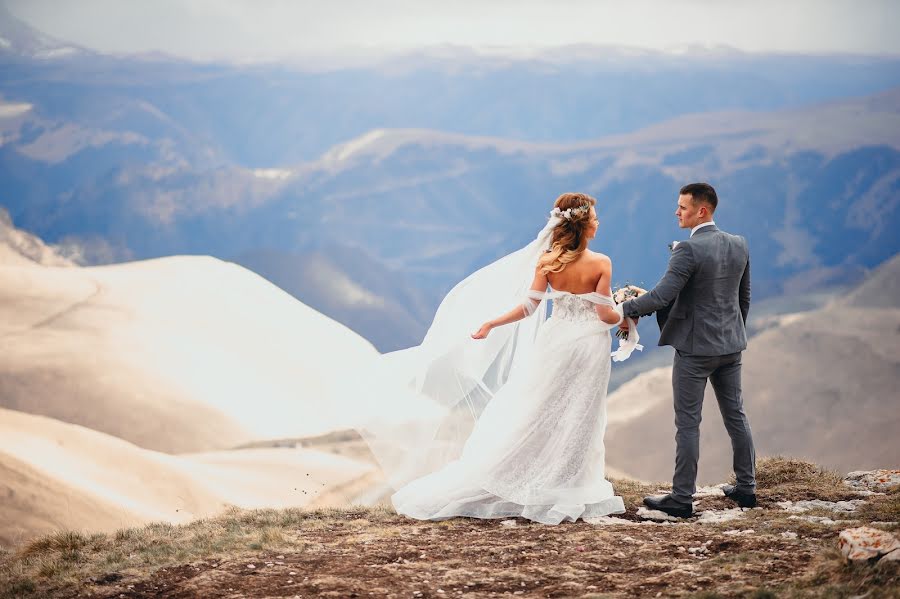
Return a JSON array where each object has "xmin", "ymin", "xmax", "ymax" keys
[
  {"xmin": 839, "ymin": 526, "xmax": 900, "ymax": 562},
  {"xmin": 637, "ymin": 507, "xmax": 678, "ymax": 522},
  {"xmin": 584, "ymin": 516, "xmax": 636, "ymax": 526},
  {"xmin": 696, "ymin": 508, "xmax": 747, "ymax": 524},
  {"xmin": 247, "ymin": 564, "xmax": 256, "ymax": 569},
  {"xmin": 276, "ymin": 555, "xmax": 284, "ymax": 559},
  {"xmin": 788, "ymin": 515, "xmax": 853, "ymax": 526},
  {"xmin": 694, "ymin": 485, "xmax": 726, "ymax": 498},
  {"xmin": 724, "ymin": 529, "xmax": 755, "ymax": 536},
  {"xmin": 781, "ymin": 532, "xmax": 798, "ymax": 540},
  {"xmin": 500, "ymin": 519, "xmax": 517, "ymax": 527},
  {"xmin": 844, "ymin": 470, "xmax": 900, "ymax": 493},
  {"xmin": 776, "ymin": 499, "xmax": 866, "ymax": 513},
  {"xmin": 688, "ymin": 540, "xmax": 712, "ymax": 555}
]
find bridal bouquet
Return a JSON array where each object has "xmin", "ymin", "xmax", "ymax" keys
[{"xmin": 612, "ymin": 283, "xmax": 647, "ymax": 340}]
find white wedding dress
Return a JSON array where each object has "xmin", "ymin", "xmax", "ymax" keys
[
  {"xmin": 354, "ymin": 214, "xmax": 640, "ymax": 525},
  {"xmin": 393, "ymin": 289, "xmax": 627, "ymax": 524}
]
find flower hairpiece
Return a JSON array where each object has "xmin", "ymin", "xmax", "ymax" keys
[{"xmin": 550, "ymin": 204, "xmax": 591, "ymax": 220}]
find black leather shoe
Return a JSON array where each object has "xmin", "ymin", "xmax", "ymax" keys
[
  {"xmin": 722, "ymin": 484, "xmax": 757, "ymax": 508},
  {"xmin": 643, "ymin": 494, "xmax": 693, "ymax": 518}
]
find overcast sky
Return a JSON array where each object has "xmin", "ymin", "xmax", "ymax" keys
[{"xmin": 7, "ymin": 0, "xmax": 900, "ymax": 63}]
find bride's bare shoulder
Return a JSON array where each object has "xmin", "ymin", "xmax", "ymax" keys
[{"xmin": 585, "ymin": 250, "xmax": 612, "ymax": 266}]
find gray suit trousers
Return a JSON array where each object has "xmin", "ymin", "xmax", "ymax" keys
[{"xmin": 671, "ymin": 350, "xmax": 756, "ymax": 504}]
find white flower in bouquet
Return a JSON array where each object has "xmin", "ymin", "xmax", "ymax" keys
[
  {"xmin": 612, "ymin": 283, "xmax": 647, "ymax": 340},
  {"xmin": 613, "ymin": 284, "xmax": 647, "ymax": 305}
]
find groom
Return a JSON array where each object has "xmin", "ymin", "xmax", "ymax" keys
[{"xmin": 619, "ymin": 182, "xmax": 757, "ymax": 518}]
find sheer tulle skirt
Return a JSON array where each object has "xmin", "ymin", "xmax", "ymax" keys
[{"xmin": 392, "ymin": 316, "xmax": 625, "ymax": 525}]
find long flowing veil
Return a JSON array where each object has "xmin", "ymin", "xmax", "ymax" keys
[{"xmin": 350, "ymin": 215, "xmax": 639, "ymax": 490}]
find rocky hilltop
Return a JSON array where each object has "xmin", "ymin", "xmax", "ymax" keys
[{"xmin": 1, "ymin": 458, "xmax": 897, "ymax": 598}]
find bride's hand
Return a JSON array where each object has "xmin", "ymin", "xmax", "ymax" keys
[{"xmin": 472, "ymin": 322, "xmax": 493, "ymax": 339}]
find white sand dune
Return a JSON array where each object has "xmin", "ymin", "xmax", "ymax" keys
[
  {"xmin": 0, "ymin": 245, "xmax": 380, "ymax": 452},
  {"xmin": 0, "ymin": 408, "xmax": 375, "ymax": 547},
  {"xmin": 605, "ymin": 254, "xmax": 900, "ymax": 483}
]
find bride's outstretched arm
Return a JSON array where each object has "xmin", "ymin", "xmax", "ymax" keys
[{"xmin": 472, "ymin": 267, "xmax": 548, "ymax": 339}]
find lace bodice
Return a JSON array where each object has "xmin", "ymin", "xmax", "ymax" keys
[{"xmin": 550, "ymin": 293, "xmax": 601, "ymax": 323}]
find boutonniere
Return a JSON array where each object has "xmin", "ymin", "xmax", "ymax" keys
[{"xmin": 668, "ymin": 240, "xmax": 680, "ymax": 253}]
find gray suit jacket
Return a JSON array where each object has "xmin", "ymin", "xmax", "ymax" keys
[{"xmin": 622, "ymin": 225, "xmax": 750, "ymax": 356}]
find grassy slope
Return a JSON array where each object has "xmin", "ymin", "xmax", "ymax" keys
[{"xmin": 1, "ymin": 458, "xmax": 898, "ymax": 599}]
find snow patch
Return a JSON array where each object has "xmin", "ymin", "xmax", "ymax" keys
[
  {"xmin": 0, "ymin": 102, "xmax": 32, "ymax": 118},
  {"xmin": 253, "ymin": 168, "xmax": 293, "ymax": 180},
  {"xmin": 326, "ymin": 129, "xmax": 387, "ymax": 163},
  {"xmin": 34, "ymin": 47, "xmax": 79, "ymax": 59}
]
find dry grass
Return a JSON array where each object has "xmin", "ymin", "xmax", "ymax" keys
[
  {"xmin": 741, "ymin": 456, "xmax": 854, "ymax": 502},
  {"xmin": 857, "ymin": 487, "xmax": 900, "ymax": 523},
  {"xmin": 608, "ymin": 476, "xmax": 662, "ymax": 509},
  {"xmin": 0, "ymin": 504, "xmax": 399, "ymax": 599},
  {"xmin": 2, "ymin": 460, "xmax": 897, "ymax": 598}
]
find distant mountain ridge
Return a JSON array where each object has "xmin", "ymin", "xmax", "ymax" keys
[
  {"xmin": 0, "ymin": 4, "xmax": 90, "ymax": 60},
  {"xmin": 2, "ymin": 6, "xmax": 899, "ymax": 349},
  {"xmin": 2, "ymin": 89, "xmax": 899, "ymax": 349}
]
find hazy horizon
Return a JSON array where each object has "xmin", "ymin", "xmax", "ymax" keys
[{"xmin": 5, "ymin": 0, "xmax": 900, "ymax": 64}]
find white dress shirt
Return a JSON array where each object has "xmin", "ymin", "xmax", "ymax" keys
[{"xmin": 691, "ymin": 220, "xmax": 716, "ymax": 237}]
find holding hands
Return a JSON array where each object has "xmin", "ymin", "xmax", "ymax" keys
[{"xmin": 614, "ymin": 284, "xmax": 647, "ymax": 335}]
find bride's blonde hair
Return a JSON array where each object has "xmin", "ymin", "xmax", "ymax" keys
[{"xmin": 538, "ymin": 192, "xmax": 597, "ymax": 275}]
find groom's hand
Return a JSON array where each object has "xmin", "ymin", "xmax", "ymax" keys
[{"xmin": 619, "ymin": 316, "xmax": 638, "ymax": 332}]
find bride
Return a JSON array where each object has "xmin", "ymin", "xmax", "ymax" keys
[{"xmin": 356, "ymin": 192, "xmax": 641, "ymax": 525}]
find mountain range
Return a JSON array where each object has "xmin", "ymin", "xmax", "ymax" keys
[{"xmin": 1, "ymin": 4, "xmax": 899, "ymax": 356}]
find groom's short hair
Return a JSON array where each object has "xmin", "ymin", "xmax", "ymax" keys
[{"xmin": 680, "ymin": 182, "xmax": 718, "ymax": 212}]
